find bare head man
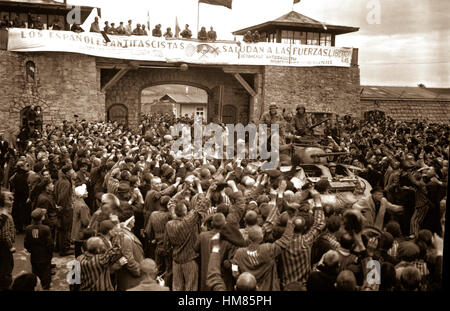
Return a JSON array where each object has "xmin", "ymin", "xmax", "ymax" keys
[{"xmin": 236, "ymin": 272, "xmax": 257, "ymax": 291}]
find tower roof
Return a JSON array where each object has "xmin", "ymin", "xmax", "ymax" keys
[{"xmin": 233, "ymin": 11, "xmax": 359, "ymax": 36}]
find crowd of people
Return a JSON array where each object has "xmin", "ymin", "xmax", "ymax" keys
[
  {"xmin": 91, "ymin": 18, "xmax": 218, "ymax": 41},
  {"xmin": 0, "ymin": 103, "xmax": 447, "ymax": 291},
  {"xmin": 1, "ymin": 15, "xmax": 219, "ymax": 41}
]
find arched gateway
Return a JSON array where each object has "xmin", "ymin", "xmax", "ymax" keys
[{"xmin": 100, "ymin": 62, "xmax": 259, "ymax": 129}]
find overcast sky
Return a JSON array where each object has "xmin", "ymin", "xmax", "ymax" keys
[{"xmin": 69, "ymin": 0, "xmax": 449, "ymax": 87}]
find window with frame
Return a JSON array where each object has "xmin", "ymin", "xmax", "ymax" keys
[
  {"xmin": 307, "ymin": 32, "xmax": 319, "ymax": 45},
  {"xmin": 294, "ymin": 31, "xmax": 307, "ymax": 45},
  {"xmin": 26, "ymin": 61, "xmax": 36, "ymax": 83},
  {"xmin": 320, "ymin": 33, "xmax": 332, "ymax": 46},
  {"xmin": 281, "ymin": 30, "xmax": 294, "ymax": 44},
  {"xmin": 196, "ymin": 107, "xmax": 204, "ymax": 116}
]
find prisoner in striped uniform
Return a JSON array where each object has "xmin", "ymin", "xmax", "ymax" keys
[
  {"xmin": 77, "ymin": 237, "xmax": 123, "ymax": 291},
  {"xmin": 279, "ymin": 205, "xmax": 325, "ymax": 290}
]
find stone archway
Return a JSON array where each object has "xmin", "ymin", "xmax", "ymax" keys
[
  {"xmin": 104, "ymin": 66, "xmax": 251, "ymax": 129},
  {"xmin": 107, "ymin": 104, "xmax": 129, "ymax": 126},
  {"xmin": 7, "ymin": 94, "xmax": 50, "ymax": 133}
]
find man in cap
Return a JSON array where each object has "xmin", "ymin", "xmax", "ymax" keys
[
  {"xmin": 54, "ymin": 164, "xmax": 76, "ymax": 256},
  {"xmin": 293, "ymin": 104, "xmax": 312, "ymax": 136},
  {"xmin": 260, "ymin": 102, "xmax": 286, "ymax": 149},
  {"xmin": 24, "ymin": 208, "xmax": 53, "ymax": 290}
]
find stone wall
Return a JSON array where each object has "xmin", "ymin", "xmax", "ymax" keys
[
  {"xmin": 361, "ymin": 99, "xmax": 450, "ymax": 123},
  {"xmin": 0, "ymin": 50, "xmax": 104, "ymax": 135},
  {"xmin": 105, "ymin": 67, "xmax": 250, "ymax": 129},
  {"xmin": 261, "ymin": 65, "xmax": 361, "ymax": 118}
]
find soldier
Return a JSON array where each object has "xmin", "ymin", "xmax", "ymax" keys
[
  {"xmin": 260, "ymin": 103, "xmax": 286, "ymax": 148},
  {"xmin": 293, "ymin": 105, "xmax": 312, "ymax": 136}
]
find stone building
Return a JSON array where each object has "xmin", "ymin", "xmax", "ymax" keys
[
  {"xmin": 1, "ymin": 2, "xmax": 364, "ymax": 135},
  {"xmin": 360, "ymin": 85, "xmax": 450, "ymax": 123}
]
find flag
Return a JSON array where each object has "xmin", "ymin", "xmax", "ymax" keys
[
  {"xmin": 97, "ymin": 8, "xmax": 102, "ymax": 18},
  {"xmin": 294, "ymin": 0, "xmax": 301, "ymax": 3},
  {"xmin": 199, "ymin": 0, "xmax": 232, "ymax": 9},
  {"xmin": 147, "ymin": 10, "xmax": 151, "ymax": 32},
  {"xmin": 175, "ymin": 16, "xmax": 181, "ymax": 37}
]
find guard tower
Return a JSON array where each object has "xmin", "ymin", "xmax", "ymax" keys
[
  {"xmin": 233, "ymin": 11, "xmax": 359, "ymax": 46},
  {"xmin": 0, "ymin": 0, "xmax": 96, "ymax": 31}
]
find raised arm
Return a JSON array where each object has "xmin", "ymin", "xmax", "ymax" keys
[{"xmin": 302, "ymin": 189, "xmax": 326, "ymax": 245}]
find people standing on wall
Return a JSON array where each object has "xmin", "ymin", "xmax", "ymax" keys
[
  {"xmin": 33, "ymin": 16, "xmax": 44, "ymax": 30},
  {"xmin": 243, "ymin": 31, "xmax": 253, "ymax": 43},
  {"xmin": 116, "ymin": 22, "xmax": 126, "ymax": 35},
  {"xmin": 198, "ymin": 27, "xmax": 208, "ymax": 41},
  {"xmin": 207, "ymin": 26, "xmax": 217, "ymax": 42},
  {"xmin": 252, "ymin": 31, "xmax": 261, "ymax": 43},
  {"xmin": 152, "ymin": 24, "xmax": 162, "ymax": 37},
  {"xmin": 132, "ymin": 24, "xmax": 144, "ymax": 36},
  {"xmin": 164, "ymin": 27, "xmax": 173, "ymax": 39},
  {"xmin": 90, "ymin": 17, "xmax": 101, "ymax": 33},
  {"xmin": 103, "ymin": 21, "xmax": 111, "ymax": 34},
  {"xmin": 0, "ymin": 16, "xmax": 12, "ymax": 28},
  {"xmin": 108, "ymin": 23, "xmax": 118, "ymax": 35},
  {"xmin": 71, "ymin": 24, "xmax": 84, "ymax": 33},
  {"xmin": 180, "ymin": 24, "xmax": 192, "ymax": 39},
  {"xmin": 142, "ymin": 24, "xmax": 149, "ymax": 36},
  {"xmin": 125, "ymin": 20, "xmax": 133, "ymax": 36},
  {"xmin": 50, "ymin": 18, "xmax": 62, "ymax": 31}
]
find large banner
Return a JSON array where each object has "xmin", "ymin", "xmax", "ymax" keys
[{"xmin": 7, "ymin": 29, "xmax": 353, "ymax": 67}]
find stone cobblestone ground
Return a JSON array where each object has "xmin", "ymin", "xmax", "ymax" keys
[{"xmin": 13, "ymin": 233, "xmax": 72, "ymax": 291}]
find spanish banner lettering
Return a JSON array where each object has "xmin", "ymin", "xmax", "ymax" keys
[{"xmin": 7, "ymin": 29, "xmax": 353, "ymax": 68}]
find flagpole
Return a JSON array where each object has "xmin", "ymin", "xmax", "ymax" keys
[{"xmin": 197, "ymin": 1, "xmax": 200, "ymax": 36}]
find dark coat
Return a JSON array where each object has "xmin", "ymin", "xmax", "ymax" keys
[
  {"xmin": 307, "ymin": 265, "xmax": 338, "ymax": 291},
  {"xmin": 24, "ymin": 223, "xmax": 53, "ymax": 264},
  {"xmin": 36, "ymin": 192, "xmax": 58, "ymax": 225},
  {"xmin": 54, "ymin": 175, "xmax": 73, "ymax": 226}
]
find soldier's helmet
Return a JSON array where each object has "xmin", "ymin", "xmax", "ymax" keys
[{"xmin": 269, "ymin": 102, "xmax": 277, "ymax": 109}]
